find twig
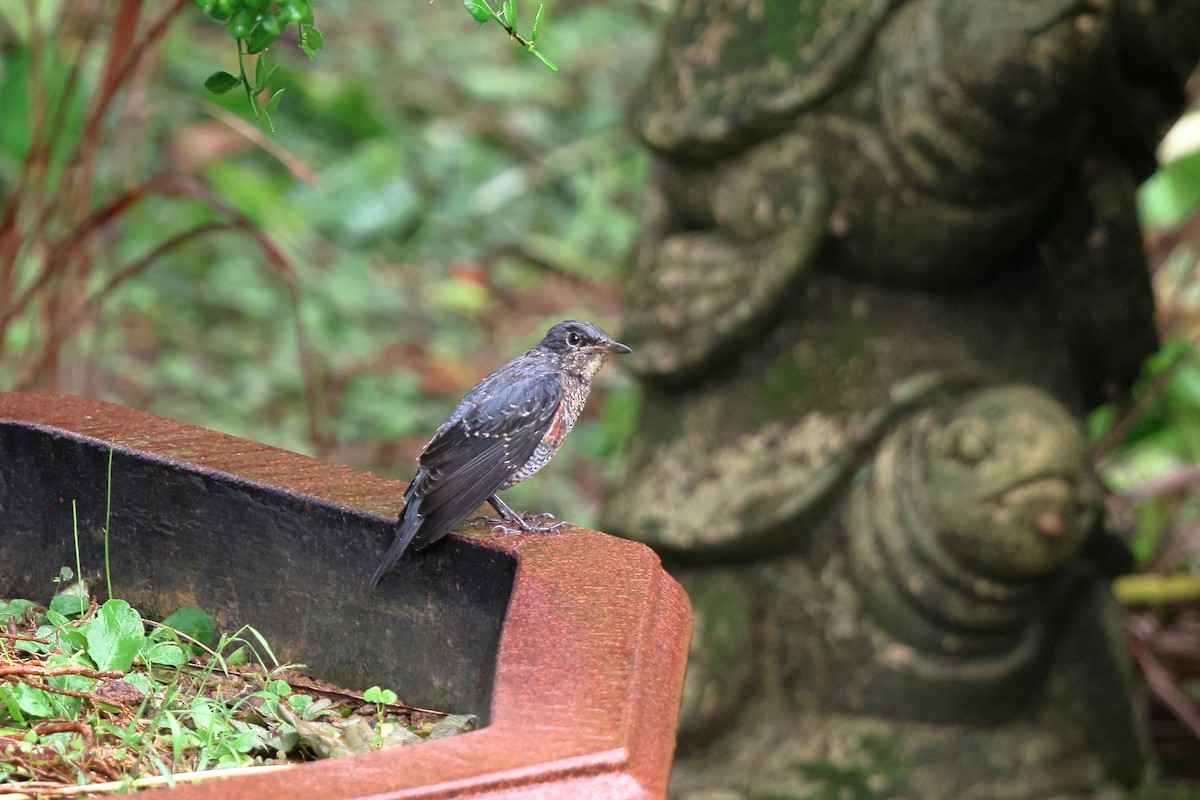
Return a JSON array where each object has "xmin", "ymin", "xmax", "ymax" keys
[
  {"xmin": 16, "ymin": 220, "xmax": 241, "ymax": 391},
  {"xmin": 202, "ymin": 104, "xmax": 320, "ymax": 186},
  {"xmin": 1115, "ymin": 573, "xmax": 1200, "ymax": 606},
  {"xmin": 0, "ymin": 631, "xmax": 50, "ymax": 643},
  {"xmin": 0, "ymin": 664, "xmax": 124, "ymax": 679},
  {"xmin": 0, "ymin": 763, "xmax": 293, "ymax": 799},
  {"xmin": 142, "ymin": 618, "xmax": 218, "ymax": 659},
  {"xmin": 1095, "ymin": 352, "xmax": 1189, "ymax": 460},
  {"xmin": 483, "ymin": 243, "xmax": 613, "ymax": 294},
  {"xmin": 32, "ymin": 720, "xmax": 94, "ymax": 748},
  {"xmin": 1127, "ymin": 617, "xmax": 1200, "ymax": 740},
  {"xmin": 1120, "ymin": 463, "xmax": 1200, "ymax": 502},
  {"xmin": 280, "ymin": 669, "xmax": 450, "ymax": 719},
  {"xmin": 16, "ymin": 679, "xmax": 104, "ymax": 703}
]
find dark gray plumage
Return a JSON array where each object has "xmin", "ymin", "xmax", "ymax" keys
[{"xmin": 370, "ymin": 320, "xmax": 631, "ymax": 587}]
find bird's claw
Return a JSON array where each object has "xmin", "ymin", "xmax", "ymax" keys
[{"xmin": 482, "ymin": 512, "xmax": 565, "ymax": 535}]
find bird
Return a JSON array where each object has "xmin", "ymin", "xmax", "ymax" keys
[{"xmin": 370, "ymin": 320, "xmax": 632, "ymax": 587}]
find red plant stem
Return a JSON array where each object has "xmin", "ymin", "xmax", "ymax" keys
[
  {"xmin": 33, "ymin": 719, "xmax": 94, "ymax": 748},
  {"xmin": 1094, "ymin": 353, "xmax": 1187, "ymax": 459},
  {"xmin": 0, "ymin": 8, "xmax": 100, "ymax": 336},
  {"xmin": 0, "ymin": 665, "xmax": 124, "ymax": 679},
  {"xmin": 0, "ymin": 0, "xmax": 191, "ymax": 360},
  {"xmin": 16, "ymin": 220, "xmax": 241, "ymax": 390},
  {"xmin": 0, "ymin": 1, "xmax": 328, "ymax": 446},
  {"xmin": 15, "ymin": 679, "xmax": 106, "ymax": 703},
  {"xmin": 0, "ymin": 630, "xmax": 51, "ymax": 643},
  {"xmin": 1123, "ymin": 464, "xmax": 1200, "ymax": 502},
  {"xmin": 1127, "ymin": 618, "xmax": 1200, "ymax": 740}
]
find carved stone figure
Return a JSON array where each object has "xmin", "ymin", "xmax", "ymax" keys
[{"xmin": 604, "ymin": 0, "xmax": 1200, "ymax": 796}]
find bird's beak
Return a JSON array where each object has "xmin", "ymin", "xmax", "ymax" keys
[{"xmin": 606, "ymin": 341, "xmax": 633, "ymax": 354}]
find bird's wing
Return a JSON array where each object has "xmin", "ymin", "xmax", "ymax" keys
[{"xmin": 406, "ymin": 367, "xmax": 563, "ymax": 551}]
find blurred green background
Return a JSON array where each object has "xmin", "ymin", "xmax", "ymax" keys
[
  {"xmin": 0, "ymin": 0, "xmax": 662, "ymax": 526},
  {"xmin": 1, "ymin": 0, "xmax": 1200, "ymax": 789}
]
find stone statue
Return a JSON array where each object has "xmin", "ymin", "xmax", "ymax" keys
[{"xmin": 603, "ymin": 0, "xmax": 1200, "ymax": 796}]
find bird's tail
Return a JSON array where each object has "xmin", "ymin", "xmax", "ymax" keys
[{"xmin": 369, "ymin": 495, "xmax": 423, "ymax": 588}]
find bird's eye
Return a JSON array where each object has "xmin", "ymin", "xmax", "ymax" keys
[{"xmin": 566, "ymin": 332, "xmax": 583, "ymax": 347}]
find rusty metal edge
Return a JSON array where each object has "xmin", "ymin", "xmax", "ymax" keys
[{"xmin": 0, "ymin": 393, "xmax": 692, "ymax": 799}]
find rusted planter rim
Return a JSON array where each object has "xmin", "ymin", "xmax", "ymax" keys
[{"xmin": 0, "ymin": 393, "xmax": 692, "ymax": 799}]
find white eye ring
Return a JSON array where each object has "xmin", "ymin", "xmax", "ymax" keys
[{"xmin": 566, "ymin": 332, "xmax": 583, "ymax": 347}]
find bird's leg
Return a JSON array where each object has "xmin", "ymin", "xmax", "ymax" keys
[{"xmin": 483, "ymin": 494, "xmax": 565, "ymax": 535}]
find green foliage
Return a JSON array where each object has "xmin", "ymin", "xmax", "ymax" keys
[
  {"xmin": 161, "ymin": 605, "xmax": 219, "ymax": 649},
  {"xmin": 122, "ymin": 1, "xmax": 651, "ymax": 509},
  {"xmin": 1140, "ymin": 149, "xmax": 1200, "ymax": 229},
  {"xmin": 85, "ymin": 599, "xmax": 149, "ymax": 672},
  {"xmin": 780, "ymin": 734, "xmax": 911, "ymax": 800},
  {"xmin": 1093, "ymin": 338, "xmax": 1200, "ymax": 566},
  {"xmin": 1107, "ymin": 113, "xmax": 1200, "ymax": 579},
  {"xmin": 196, "ymin": 0, "xmax": 324, "ymax": 134},
  {"xmin": 363, "ymin": 685, "xmax": 399, "ymax": 745},
  {"xmin": 462, "ymin": 0, "xmax": 557, "ymax": 70},
  {"xmin": 0, "ymin": 591, "xmax": 204, "ymax": 734},
  {"xmin": 0, "ymin": 2, "xmax": 660, "ymax": 529},
  {"xmin": 1133, "ymin": 774, "xmax": 1200, "ymax": 800},
  {"xmin": 0, "ymin": 586, "xmax": 470, "ymax": 791}
]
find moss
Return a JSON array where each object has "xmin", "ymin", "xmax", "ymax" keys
[
  {"xmin": 739, "ymin": 314, "xmax": 880, "ymax": 432},
  {"xmin": 788, "ymin": 732, "xmax": 913, "ymax": 800}
]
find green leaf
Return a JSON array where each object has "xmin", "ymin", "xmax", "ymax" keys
[
  {"xmin": 140, "ymin": 639, "xmax": 186, "ymax": 667},
  {"xmin": 363, "ymin": 685, "xmax": 397, "ymax": 705},
  {"xmin": 0, "ymin": 685, "xmax": 28, "ymax": 724},
  {"xmin": 532, "ymin": 48, "xmax": 557, "ymax": 71},
  {"xmin": 287, "ymin": 693, "xmax": 315, "ymax": 716},
  {"xmin": 503, "ymin": 0, "xmax": 516, "ymax": 30},
  {"xmin": 83, "ymin": 598, "xmax": 144, "ymax": 672},
  {"xmin": 121, "ymin": 672, "xmax": 154, "ymax": 696},
  {"xmin": 253, "ymin": 54, "xmax": 277, "ymax": 93},
  {"xmin": 283, "ymin": 0, "xmax": 314, "ymax": 24},
  {"xmin": 229, "ymin": 727, "xmax": 265, "ymax": 754},
  {"xmin": 261, "ymin": 10, "xmax": 285, "ymax": 37},
  {"xmin": 463, "ymin": 0, "xmax": 490, "ymax": 24},
  {"xmin": 204, "ymin": 71, "xmax": 242, "ymax": 95},
  {"xmin": 0, "ymin": 598, "xmax": 38, "ymax": 623},
  {"xmin": 229, "ymin": 9, "xmax": 257, "ymax": 38},
  {"xmin": 265, "ymin": 88, "xmax": 286, "ymax": 114},
  {"xmin": 247, "ymin": 22, "xmax": 281, "ymax": 54},
  {"xmin": 49, "ymin": 589, "xmax": 87, "ymax": 619},
  {"xmin": 204, "ymin": 1, "xmax": 232, "ymax": 22},
  {"xmin": 225, "ymin": 645, "xmax": 250, "ymax": 666},
  {"xmin": 8, "ymin": 682, "xmax": 52, "ymax": 718},
  {"xmin": 300, "ymin": 24, "xmax": 324, "ymax": 60},
  {"xmin": 256, "ymin": 106, "xmax": 276, "ymax": 137},
  {"xmin": 160, "ymin": 606, "xmax": 215, "ymax": 646},
  {"xmin": 42, "ymin": 615, "xmax": 87, "ymax": 656},
  {"xmin": 531, "ymin": 3, "xmax": 545, "ymax": 42}
]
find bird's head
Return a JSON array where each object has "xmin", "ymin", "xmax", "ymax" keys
[{"xmin": 539, "ymin": 320, "xmax": 632, "ymax": 378}]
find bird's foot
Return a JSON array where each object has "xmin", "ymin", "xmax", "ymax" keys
[
  {"xmin": 482, "ymin": 512, "xmax": 565, "ymax": 535},
  {"xmin": 488, "ymin": 523, "xmax": 521, "ymax": 538}
]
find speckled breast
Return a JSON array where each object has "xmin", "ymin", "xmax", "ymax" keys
[{"xmin": 501, "ymin": 389, "xmax": 580, "ymax": 489}]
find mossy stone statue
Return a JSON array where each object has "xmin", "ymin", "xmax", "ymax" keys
[
  {"xmin": 622, "ymin": 0, "xmax": 1167, "ymax": 387},
  {"xmin": 607, "ymin": 0, "xmax": 1200, "ymax": 796}
]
